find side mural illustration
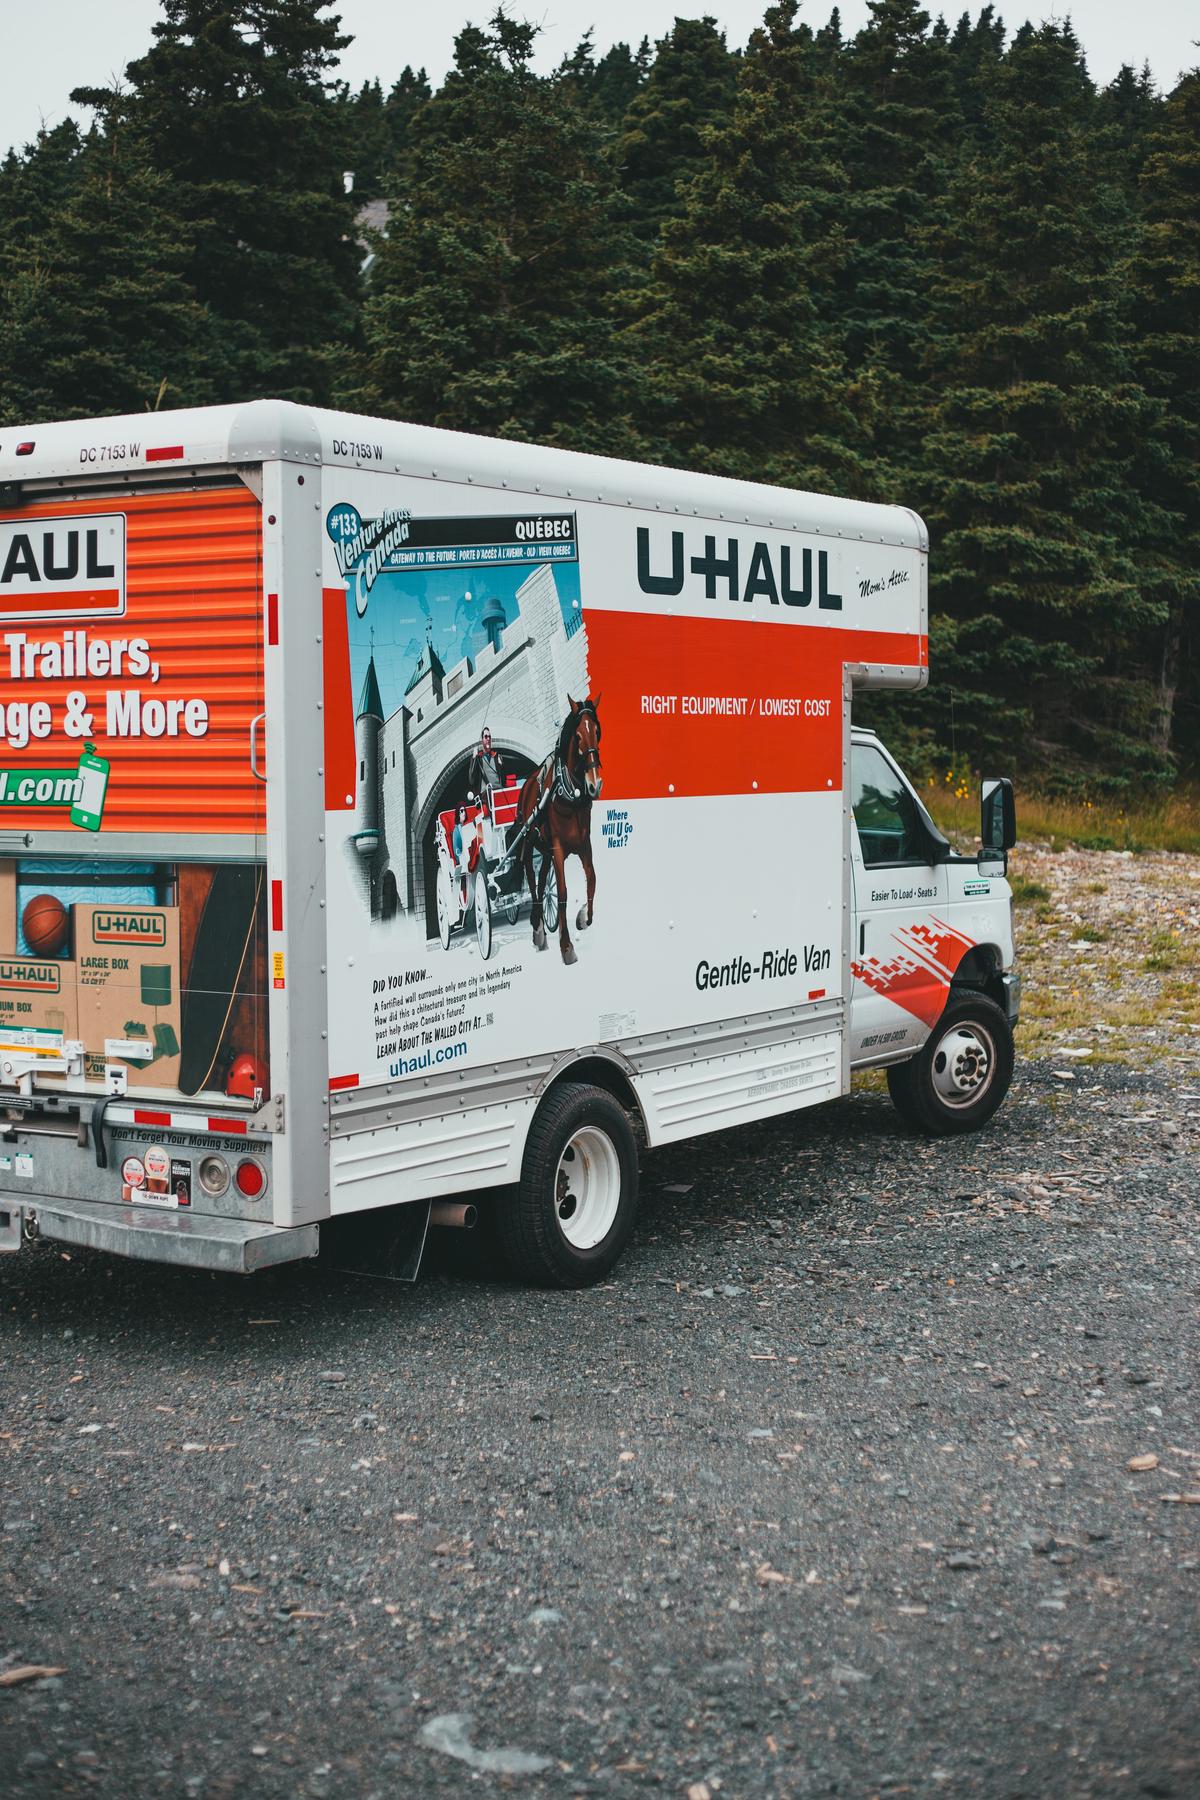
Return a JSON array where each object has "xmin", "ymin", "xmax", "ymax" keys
[
  {"xmin": 321, "ymin": 473, "xmax": 923, "ymax": 1106},
  {"xmin": 330, "ymin": 502, "xmax": 594, "ymax": 966}
]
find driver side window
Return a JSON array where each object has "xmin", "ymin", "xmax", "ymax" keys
[{"xmin": 852, "ymin": 744, "xmax": 927, "ymax": 867}]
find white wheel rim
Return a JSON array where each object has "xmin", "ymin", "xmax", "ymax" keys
[
  {"xmin": 555, "ymin": 1125, "xmax": 621, "ymax": 1249},
  {"xmin": 475, "ymin": 874, "xmax": 491, "ymax": 957},
  {"xmin": 931, "ymin": 1022, "xmax": 995, "ymax": 1106}
]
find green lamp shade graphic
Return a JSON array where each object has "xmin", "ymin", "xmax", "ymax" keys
[
  {"xmin": 70, "ymin": 743, "xmax": 110, "ymax": 832},
  {"xmin": 140, "ymin": 964, "xmax": 172, "ymax": 1007}
]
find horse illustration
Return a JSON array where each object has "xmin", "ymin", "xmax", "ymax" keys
[{"xmin": 518, "ymin": 695, "xmax": 602, "ymax": 966}]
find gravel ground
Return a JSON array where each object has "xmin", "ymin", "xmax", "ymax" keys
[
  {"xmin": 2, "ymin": 864, "xmax": 1198, "ymax": 1798},
  {"xmin": 1012, "ymin": 846, "xmax": 1200, "ymax": 1071}
]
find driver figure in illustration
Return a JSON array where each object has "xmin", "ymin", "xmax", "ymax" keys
[{"xmin": 469, "ymin": 726, "xmax": 505, "ymax": 823}]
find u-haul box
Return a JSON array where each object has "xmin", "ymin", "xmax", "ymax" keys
[
  {"xmin": 0, "ymin": 402, "xmax": 1017, "ymax": 1281},
  {"xmin": 0, "ymin": 955, "xmax": 78, "ymax": 1040},
  {"xmin": 73, "ymin": 903, "xmax": 182, "ymax": 1091}
]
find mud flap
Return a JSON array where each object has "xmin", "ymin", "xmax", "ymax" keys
[{"xmin": 322, "ymin": 1199, "xmax": 431, "ymax": 1283}]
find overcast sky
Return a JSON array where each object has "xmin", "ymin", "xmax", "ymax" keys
[{"xmin": 4, "ymin": 0, "xmax": 1196, "ymax": 157}]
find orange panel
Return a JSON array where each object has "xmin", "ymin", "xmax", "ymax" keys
[
  {"xmin": 586, "ymin": 610, "xmax": 924, "ymax": 800},
  {"xmin": 0, "ymin": 486, "xmax": 264, "ymax": 836}
]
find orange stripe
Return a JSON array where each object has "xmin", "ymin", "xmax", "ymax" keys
[
  {"xmin": 0, "ymin": 587, "xmax": 121, "ymax": 617},
  {"xmin": 322, "ymin": 587, "xmax": 356, "ymax": 813},
  {"xmin": 586, "ymin": 611, "xmax": 923, "ymax": 800}
]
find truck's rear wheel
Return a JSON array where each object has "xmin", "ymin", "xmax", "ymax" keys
[
  {"xmin": 500, "ymin": 1083, "xmax": 639, "ymax": 1287},
  {"xmin": 887, "ymin": 993, "xmax": 1013, "ymax": 1135}
]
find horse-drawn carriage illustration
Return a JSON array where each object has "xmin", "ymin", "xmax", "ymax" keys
[
  {"xmin": 433, "ymin": 777, "xmax": 559, "ymax": 961},
  {"xmin": 432, "ymin": 695, "xmax": 602, "ymax": 965}
]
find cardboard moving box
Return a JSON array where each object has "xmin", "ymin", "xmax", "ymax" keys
[
  {"xmin": 0, "ymin": 955, "xmax": 79, "ymax": 1041},
  {"xmin": 73, "ymin": 903, "xmax": 181, "ymax": 1090}
]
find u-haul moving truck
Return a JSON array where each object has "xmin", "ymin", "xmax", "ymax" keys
[{"xmin": 0, "ymin": 402, "xmax": 1018, "ymax": 1284}]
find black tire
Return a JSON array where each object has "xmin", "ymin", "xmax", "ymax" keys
[
  {"xmin": 499, "ymin": 1082, "xmax": 639, "ymax": 1287},
  {"xmin": 887, "ymin": 991, "xmax": 1014, "ymax": 1136}
]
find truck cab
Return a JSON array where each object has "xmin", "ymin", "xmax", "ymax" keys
[{"xmin": 848, "ymin": 728, "xmax": 1019, "ymax": 1131}]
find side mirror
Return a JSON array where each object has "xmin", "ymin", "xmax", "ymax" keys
[{"xmin": 981, "ymin": 778, "xmax": 1016, "ymax": 852}]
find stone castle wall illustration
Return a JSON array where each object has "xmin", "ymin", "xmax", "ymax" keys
[{"xmin": 348, "ymin": 562, "xmax": 589, "ymax": 927}]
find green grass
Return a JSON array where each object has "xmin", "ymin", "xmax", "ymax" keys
[
  {"xmin": 1143, "ymin": 929, "xmax": 1189, "ymax": 973},
  {"xmin": 924, "ymin": 780, "xmax": 1200, "ymax": 855},
  {"xmin": 1009, "ymin": 871, "xmax": 1051, "ymax": 904}
]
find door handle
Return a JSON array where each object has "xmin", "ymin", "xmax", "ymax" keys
[
  {"xmin": 249, "ymin": 712, "xmax": 266, "ymax": 782},
  {"xmin": 859, "ymin": 919, "xmax": 867, "ymax": 956}
]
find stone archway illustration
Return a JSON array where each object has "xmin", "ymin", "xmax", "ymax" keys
[{"xmin": 413, "ymin": 738, "xmax": 540, "ymax": 939}]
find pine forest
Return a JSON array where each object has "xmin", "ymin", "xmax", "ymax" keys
[{"xmin": 1, "ymin": 0, "xmax": 1196, "ymax": 793}]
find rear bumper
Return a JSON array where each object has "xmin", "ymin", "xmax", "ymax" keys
[
  {"xmin": 0, "ymin": 1195, "xmax": 317, "ymax": 1274},
  {"xmin": 1001, "ymin": 971, "xmax": 1022, "ymax": 1025}
]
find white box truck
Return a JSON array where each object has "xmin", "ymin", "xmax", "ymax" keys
[{"xmin": 0, "ymin": 402, "xmax": 1018, "ymax": 1285}]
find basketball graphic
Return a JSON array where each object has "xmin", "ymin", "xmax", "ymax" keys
[{"xmin": 22, "ymin": 893, "xmax": 69, "ymax": 957}]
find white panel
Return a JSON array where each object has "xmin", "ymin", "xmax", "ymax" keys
[
  {"xmin": 637, "ymin": 1032, "xmax": 841, "ymax": 1145},
  {"xmin": 329, "ymin": 1101, "xmax": 532, "ymax": 1215}
]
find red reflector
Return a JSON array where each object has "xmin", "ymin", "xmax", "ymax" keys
[
  {"xmin": 235, "ymin": 1159, "xmax": 265, "ymax": 1198},
  {"xmin": 15, "ymin": 441, "xmax": 34, "ymax": 456},
  {"xmin": 808, "ymin": 988, "xmax": 826, "ymax": 1001},
  {"xmin": 145, "ymin": 444, "xmax": 184, "ymax": 462},
  {"xmin": 134, "ymin": 1109, "xmax": 172, "ymax": 1127},
  {"xmin": 329, "ymin": 1073, "xmax": 359, "ymax": 1091},
  {"xmin": 267, "ymin": 591, "xmax": 279, "ymax": 646},
  {"xmin": 271, "ymin": 879, "xmax": 283, "ymax": 932},
  {"xmin": 206, "ymin": 1116, "xmax": 247, "ymax": 1135}
]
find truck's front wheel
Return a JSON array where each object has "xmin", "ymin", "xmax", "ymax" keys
[
  {"xmin": 887, "ymin": 993, "xmax": 1014, "ymax": 1135},
  {"xmin": 500, "ymin": 1083, "xmax": 639, "ymax": 1287}
]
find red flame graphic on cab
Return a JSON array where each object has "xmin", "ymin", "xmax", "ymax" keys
[{"xmin": 851, "ymin": 917, "xmax": 976, "ymax": 1028}]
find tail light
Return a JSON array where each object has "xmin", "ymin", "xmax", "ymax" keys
[{"xmin": 235, "ymin": 1158, "xmax": 266, "ymax": 1199}]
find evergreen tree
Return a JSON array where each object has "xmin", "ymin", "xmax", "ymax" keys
[
  {"xmin": 615, "ymin": 16, "xmax": 739, "ymax": 240},
  {"xmin": 341, "ymin": 79, "xmax": 392, "ymax": 198},
  {"xmin": 0, "ymin": 121, "xmax": 214, "ymax": 423},
  {"xmin": 383, "ymin": 65, "xmax": 432, "ymax": 182},
  {"xmin": 946, "ymin": 5, "xmax": 1005, "ymax": 142},
  {"xmin": 75, "ymin": 0, "xmax": 361, "ymax": 403},
  {"xmin": 354, "ymin": 12, "xmax": 640, "ymax": 453},
  {"xmin": 557, "ymin": 32, "xmax": 651, "ymax": 125},
  {"xmin": 0, "ymin": 121, "xmax": 87, "ymax": 286},
  {"xmin": 339, "ymin": 69, "xmax": 431, "ymax": 199},
  {"xmin": 593, "ymin": 39, "xmax": 652, "ymax": 124},
  {"xmin": 1129, "ymin": 69, "xmax": 1200, "ymax": 762},
  {"xmin": 630, "ymin": 2, "xmax": 871, "ymax": 494},
  {"xmin": 556, "ymin": 31, "xmax": 601, "ymax": 107},
  {"xmin": 835, "ymin": 0, "xmax": 962, "ymax": 402},
  {"xmin": 918, "ymin": 23, "xmax": 1164, "ymax": 782},
  {"xmin": 1099, "ymin": 62, "xmax": 1161, "ymax": 176},
  {"xmin": 814, "ymin": 7, "xmax": 844, "ymax": 61}
]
